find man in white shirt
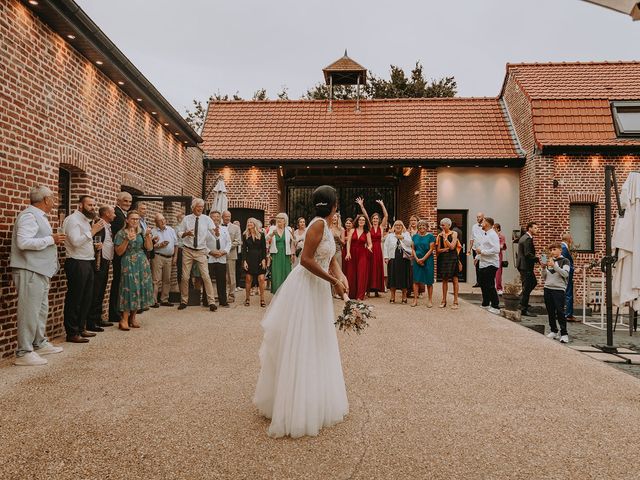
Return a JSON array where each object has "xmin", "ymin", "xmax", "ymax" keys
[
  {"xmin": 151, "ymin": 213, "xmax": 178, "ymax": 307},
  {"xmin": 87, "ymin": 205, "xmax": 116, "ymax": 331},
  {"xmin": 469, "ymin": 211, "xmax": 485, "ymax": 287},
  {"xmin": 62, "ymin": 195, "xmax": 105, "ymax": 343},
  {"xmin": 207, "ymin": 210, "xmax": 232, "ymax": 307},
  {"xmin": 176, "ymin": 198, "xmax": 217, "ymax": 311},
  {"xmin": 10, "ymin": 186, "xmax": 66, "ymax": 366},
  {"xmin": 475, "ymin": 216, "xmax": 501, "ymax": 314}
]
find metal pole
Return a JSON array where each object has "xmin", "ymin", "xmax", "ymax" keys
[{"xmin": 596, "ymin": 165, "xmax": 617, "ymax": 353}]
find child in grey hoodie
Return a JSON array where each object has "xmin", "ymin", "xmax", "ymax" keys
[{"xmin": 541, "ymin": 243, "xmax": 572, "ymax": 343}]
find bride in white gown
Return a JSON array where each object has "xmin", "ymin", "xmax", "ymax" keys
[{"xmin": 254, "ymin": 186, "xmax": 350, "ymax": 438}]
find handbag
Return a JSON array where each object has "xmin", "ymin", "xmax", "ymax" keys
[{"xmin": 502, "ymin": 260, "xmax": 509, "ymax": 268}]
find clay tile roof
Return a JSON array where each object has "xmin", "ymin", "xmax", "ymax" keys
[
  {"xmin": 201, "ymin": 98, "xmax": 522, "ymax": 162},
  {"xmin": 323, "ymin": 52, "xmax": 367, "ymax": 73},
  {"xmin": 506, "ymin": 62, "xmax": 640, "ymax": 148},
  {"xmin": 506, "ymin": 61, "xmax": 640, "ymax": 99}
]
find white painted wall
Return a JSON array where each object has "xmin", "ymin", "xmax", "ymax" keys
[{"xmin": 437, "ymin": 167, "xmax": 520, "ymax": 284}]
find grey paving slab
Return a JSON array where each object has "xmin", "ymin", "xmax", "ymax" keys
[
  {"xmin": 583, "ymin": 352, "xmax": 630, "ymax": 364},
  {"xmin": 2, "ymin": 289, "xmax": 640, "ymax": 480}
]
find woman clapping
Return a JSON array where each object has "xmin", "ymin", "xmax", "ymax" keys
[{"xmin": 384, "ymin": 220, "xmax": 413, "ymax": 303}]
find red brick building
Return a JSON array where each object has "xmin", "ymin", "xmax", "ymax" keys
[
  {"xmin": 201, "ymin": 58, "xmax": 640, "ymax": 291},
  {"xmin": 0, "ymin": 0, "xmax": 202, "ymax": 358}
]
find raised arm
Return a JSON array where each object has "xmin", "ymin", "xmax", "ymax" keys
[
  {"xmin": 355, "ymin": 197, "xmax": 371, "ymax": 228},
  {"xmin": 376, "ymin": 200, "xmax": 389, "ymax": 229}
]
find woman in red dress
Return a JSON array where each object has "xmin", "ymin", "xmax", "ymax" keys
[
  {"xmin": 341, "ymin": 217, "xmax": 355, "ymax": 298},
  {"xmin": 355, "ymin": 197, "xmax": 388, "ymax": 297},
  {"xmin": 345, "ymin": 214, "xmax": 372, "ymax": 300}
]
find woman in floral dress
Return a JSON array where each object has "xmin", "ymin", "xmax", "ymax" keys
[{"xmin": 114, "ymin": 209, "xmax": 154, "ymax": 330}]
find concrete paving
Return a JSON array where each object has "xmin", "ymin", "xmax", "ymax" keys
[{"xmin": 2, "ymin": 289, "xmax": 640, "ymax": 479}]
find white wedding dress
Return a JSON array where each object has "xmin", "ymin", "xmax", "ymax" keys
[{"xmin": 254, "ymin": 217, "xmax": 349, "ymax": 438}]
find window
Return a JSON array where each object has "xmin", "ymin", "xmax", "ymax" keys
[
  {"xmin": 569, "ymin": 204, "xmax": 595, "ymax": 253},
  {"xmin": 612, "ymin": 101, "xmax": 640, "ymax": 137},
  {"xmin": 58, "ymin": 167, "xmax": 71, "ymax": 217}
]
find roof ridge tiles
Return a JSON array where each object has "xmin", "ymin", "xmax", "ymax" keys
[{"xmin": 507, "ymin": 60, "xmax": 640, "ymax": 68}]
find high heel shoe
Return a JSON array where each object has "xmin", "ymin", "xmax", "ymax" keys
[
  {"xmin": 118, "ymin": 321, "xmax": 130, "ymax": 331},
  {"xmin": 439, "ymin": 302, "xmax": 446, "ymax": 308},
  {"xmin": 401, "ymin": 299, "xmax": 407, "ymax": 304},
  {"xmin": 260, "ymin": 299, "xmax": 266, "ymax": 307},
  {"xmin": 390, "ymin": 298, "xmax": 396, "ymax": 303}
]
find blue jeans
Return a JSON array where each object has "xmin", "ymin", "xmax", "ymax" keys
[{"xmin": 565, "ymin": 272, "xmax": 574, "ymax": 317}]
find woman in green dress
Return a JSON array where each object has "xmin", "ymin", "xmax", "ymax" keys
[
  {"xmin": 267, "ymin": 212, "xmax": 294, "ymax": 293},
  {"xmin": 114, "ymin": 209, "xmax": 154, "ymax": 330},
  {"xmin": 411, "ymin": 219, "xmax": 436, "ymax": 307}
]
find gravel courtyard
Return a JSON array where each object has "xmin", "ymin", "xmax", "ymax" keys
[{"xmin": 2, "ymin": 291, "xmax": 640, "ymax": 480}]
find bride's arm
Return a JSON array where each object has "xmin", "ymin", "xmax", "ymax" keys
[
  {"xmin": 300, "ymin": 221, "xmax": 345, "ymax": 293},
  {"xmin": 328, "ymin": 256, "xmax": 348, "ymax": 293}
]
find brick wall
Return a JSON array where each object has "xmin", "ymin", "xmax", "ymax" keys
[
  {"xmin": 204, "ymin": 166, "xmax": 281, "ymax": 222},
  {"xmin": 398, "ymin": 167, "xmax": 438, "ymax": 227},
  {"xmin": 0, "ymin": 0, "xmax": 203, "ymax": 358}
]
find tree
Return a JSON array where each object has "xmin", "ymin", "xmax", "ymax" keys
[
  {"xmin": 368, "ymin": 62, "xmax": 457, "ymax": 98},
  {"xmin": 184, "ymin": 99, "xmax": 207, "ymax": 134},
  {"xmin": 252, "ymin": 88, "xmax": 268, "ymax": 101},
  {"xmin": 277, "ymin": 86, "xmax": 289, "ymax": 100}
]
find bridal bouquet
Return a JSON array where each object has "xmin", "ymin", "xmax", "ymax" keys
[{"xmin": 335, "ymin": 297, "xmax": 374, "ymax": 334}]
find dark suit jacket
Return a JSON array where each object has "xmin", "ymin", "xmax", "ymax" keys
[
  {"xmin": 516, "ymin": 233, "xmax": 537, "ymax": 271},
  {"xmin": 561, "ymin": 243, "xmax": 574, "ymax": 274},
  {"xmin": 112, "ymin": 206, "xmax": 127, "ymax": 259}
]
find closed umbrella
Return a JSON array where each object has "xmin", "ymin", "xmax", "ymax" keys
[
  {"xmin": 211, "ymin": 176, "xmax": 228, "ymax": 213},
  {"xmin": 612, "ymin": 172, "xmax": 640, "ymax": 310},
  {"xmin": 583, "ymin": 0, "xmax": 640, "ymax": 20}
]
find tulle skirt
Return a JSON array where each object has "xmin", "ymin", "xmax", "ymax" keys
[{"xmin": 253, "ymin": 264, "xmax": 349, "ymax": 438}]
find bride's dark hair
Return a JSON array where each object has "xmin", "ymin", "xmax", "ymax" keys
[{"xmin": 312, "ymin": 185, "xmax": 337, "ymax": 217}]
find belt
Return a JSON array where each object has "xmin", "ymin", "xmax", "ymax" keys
[
  {"xmin": 183, "ymin": 246, "xmax": 205, "ymax": 251},
  {"xmin": 156, "ymin": 253, "xmax": 173, "ymax": 258}
]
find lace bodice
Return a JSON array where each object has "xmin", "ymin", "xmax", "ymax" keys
[{"xmin": 304, "ymin": 217, "xmax": 335, "ymax": 270}]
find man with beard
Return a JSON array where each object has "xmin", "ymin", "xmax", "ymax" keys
[
  {"xmin": 87, "ymin": 205, "xmax": 116, "ymax": 331},
  {"xmin": 62, "ymin": 195, "xmax": 105, "ymax": 343}
]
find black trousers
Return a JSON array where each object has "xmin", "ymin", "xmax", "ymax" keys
[
  {"xmin": 108, "ymin": 257, "xmax": 122, "ymax": 322},
  {"xmin": 207, "ymin": 263, "xmax": 227, "ymax": 306},
  {"xmin": 473, "ymin": 249, "xmax": 480, "ymax": 284},
  {"xmin": 478, "ymin": 265, "xmax": 499, "ymax": 309},
  {"xmin": 519, "ymin": 268, "xmax": 537, "ymax": 312},
  {"xmin": 236, "ymin": 255, "xmax": 244, "ymax": 288},
  {"xmin": 544, "ymin": 287, "xmax": 567, "ymax": 336},
  {"xmin": 88, "ymin": 259, "xmax": 111, "ymax": 328},
  {"xmin": 64, "ymin": 258, "xmax": 95, "ymax": 337}
]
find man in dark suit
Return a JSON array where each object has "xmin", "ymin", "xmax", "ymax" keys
[
  {"xmin": 87, "ymin": 206, "xmax": 116, "ymax": 331},
  {"xmin": 108, "ymin": 191, "xmax": 131, "ymax": 323},
  {"xmin": 517, "ymin": 221, "xmax": 540, "ymax": 317},
  {"xmin": 561, "ymin": 233, "xmax": 578, "ymax": 321}
]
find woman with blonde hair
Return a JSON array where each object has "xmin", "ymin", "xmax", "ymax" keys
[
  {"xmin": 114, "ymin": 209, "xmax": 154, "ymax": 330},
  {"xmin": 266, "ymin": 212, "xmax": 294, "ymax": 293},
  {"xmin": 242, "ymin": 218, "xmax": 267, "ymax": 307},
  {"xmin": 411, "ymin": 219, "xmax": 436, "ymax": 307},
  {"xmin": 383, "ymin": 220, "xmax": 413, "ymax": 303},
  {"xmin": 436, "ymin": 217, "xmax": 460, "ymax": 309},
  {"xmin": 293, "ymin": 217, "xmax": 306, "ymax": 267}
]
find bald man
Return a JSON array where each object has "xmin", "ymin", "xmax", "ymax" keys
[
  {"xmin": 469, "ymin": 211, "xmax": 485, "ymax": 288},
  {"xmin": 151, "ymin": 213, "xmax": 178, "ymax": 307}
]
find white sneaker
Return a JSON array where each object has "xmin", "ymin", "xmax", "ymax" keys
[
  {"xmin": 36, "ymin": 344, "xmax": 63, "ymax": 355},
  {"xmin": 560, "ymin": 335, "xmax": 569, "ymax": 344},
  {"xmin": 488, "ymin": 307, "xmax": 501, "ymax": 315},
  {"xmin": 497, "ymin": 290, "xmax": 503, "ymax": 295},
  {"xmin": 546, "ymin": 331, "xmax": 560, "ymax": 340},
  {"xmin": 14, "ymin": 352, "xmax": 47, "ymax": 366},
  {"xmin": 481, "ymin": 305, "xmax": 490, "ymax": 309}
]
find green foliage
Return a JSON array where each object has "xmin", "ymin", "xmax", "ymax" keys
[
  {"xmin": 184, "ymin": 99, "xmax": 207, "ymax": 134},
  {"xmin": 304, "ymin": 83, "xmax": 367, "ymax": 100},
  {"xmin": 252, "ymin": 88, "xmax": 268, "ymax": 101}
]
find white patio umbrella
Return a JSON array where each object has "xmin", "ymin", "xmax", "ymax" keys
[
  {"xmin": 612, "ymin": 172, "xmax": 640, "ymax": 310},
  {"xmin": 583, "ymin": 0, "xmax": 640, "ymax": 20},
  {"xmin": 211, "ymin": 176, "xmax": 228, "ymax": 213}
]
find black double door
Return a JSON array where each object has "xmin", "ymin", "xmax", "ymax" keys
[{"xmin": 288, "ymin": 186, "xmax": 396, "ymax": 226}]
